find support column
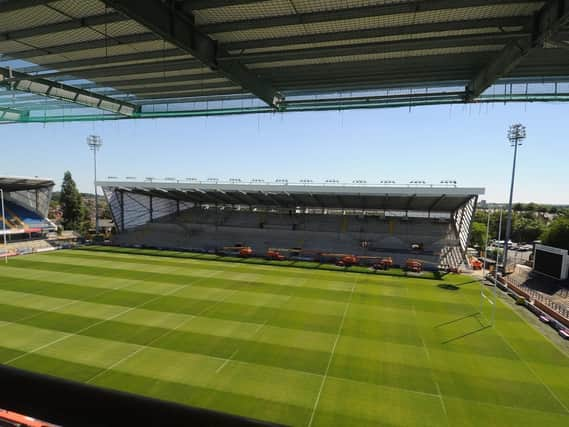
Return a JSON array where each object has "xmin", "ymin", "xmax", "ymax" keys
[{"xmin": 120, "ymin": 191, "xmax": 125, "ymax": 232}]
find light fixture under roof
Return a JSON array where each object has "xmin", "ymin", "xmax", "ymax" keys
[
  {"xmin": 0, "ymin": 67, "xmax": 139, "ymax": 117},
  {"xmin": 0, "ymin": 105, "xmax": 28, "ymax": 122}
]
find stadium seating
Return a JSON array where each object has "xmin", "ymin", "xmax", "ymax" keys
[
  {"xmin": 2, "ymin": 200, "xmax": 52, "ymax": 229},
  {"xmin": 115, "ymin": 207, "xmax": 459, "ymax": 267}
]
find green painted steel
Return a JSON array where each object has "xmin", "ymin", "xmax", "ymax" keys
[{"xmin": 2, "ymin": 92, "xmax": 569, "ymax": 124}]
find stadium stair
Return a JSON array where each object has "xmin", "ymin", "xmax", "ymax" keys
[
  {"xmin": 0, "ymin": 215, "xmax": 14, "ymax": 230},
  {"xmin": 4, "ymin": 200, "xmax": 50, "ymax": 229}
]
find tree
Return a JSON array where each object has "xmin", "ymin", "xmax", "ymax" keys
[
  {"xmin": 469, "ymin": 221, "xmax": 488, "ymax": 248},
  {"xmin": 542, "ymin": 217, "xmax": 569, "ymax": 250},
  {"xmin": 512, "ymin": 216, "xmax": 544, "ymax": 243},
  {"xmin": 60, "ymin": 171, "xmax": 85, "ymax": 233}
]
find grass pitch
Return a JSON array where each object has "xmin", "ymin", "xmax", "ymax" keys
[{"xmin": 0, "ymin": 247, "xmax": 568, "ymax": 426}]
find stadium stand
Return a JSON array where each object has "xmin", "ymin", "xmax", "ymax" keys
[
  {"xmin": 3, "ymin": 200, "xmax": 53, "ymax": 229},
  {"xmin": 101, "ymin": 180, "xmax": 483, "ymax": 269},
  {"xmin": 0, "ymin": 177, "xmax": 57, "ymax": 238}
]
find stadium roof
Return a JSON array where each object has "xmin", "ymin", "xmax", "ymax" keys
[
  {"xmin": 0, "ymin": 176, "xmax": 55, "ymax": 191},
  {"xmin": 99, "ymin": 180, "xmax": 484, "ymax": 212},
  {"xmin": 1, "ymin": 0, "xmax": 568, "ymax": 123}
]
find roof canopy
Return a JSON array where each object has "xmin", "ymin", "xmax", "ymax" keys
[
  {"xmin": 0, "ymin": 176, "xmax": 55, "ymax": 191},
  {"xmin": 1, "ymin": 0, "xmax": 568, "ymax": 123},
  {"xmin": 99, "ymin": 181, "xmax": 484, "ymax": 212}
]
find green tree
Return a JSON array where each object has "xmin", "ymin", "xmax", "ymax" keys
[
  {"xmin": 512, "ymin": 216, "xmax": 544, "ymax": 243},
  {"xmin": 60, "ymin": 171, "xmax": 85, "ymax": 233},
  {"xmin": 469, "ymin": 221, "xmax": 488, "ymax": 248},
  {"xmin": 541, "ymin": 217, "xmax": 569, "ymax": 250}
]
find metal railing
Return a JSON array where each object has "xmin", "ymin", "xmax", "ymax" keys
[{"xmin": 506, "ymin": 276, "xmax": 569, "ymax": 319}]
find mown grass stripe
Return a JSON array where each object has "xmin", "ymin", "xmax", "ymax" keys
[
  {"xmin": 2, "ymin": 249, "xmax": 569, "ymax": 426},
  {"xmin": 3, "ymin": 299, "xmax": 551, "ymax": 400},
  {"xmin": 0, "ymin": 276, "xmax": 551, "ymax": 364},
  {"xmin": 64, "ymin": 249, "xmax": 431, "ymax": 291},
  {"xmin": 308, "ymin": 277, "xmax": 357, "ymax": 427},
  {"xmin": 3, "ymin": 272, "xmax": 217, "ymax": 365},
  {"xmin": 2, "ymin": 259, "xmax": 480, "ymax": 316},
  {"xmin": 76, "ymin": 246, "xmax": 440, "ymax": 280}
]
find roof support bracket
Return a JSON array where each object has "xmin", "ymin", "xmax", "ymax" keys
[
  {"xmin": 465, "ymin": 0, "xmax": 569, "ymax": 101},
  {"xmin": 102, "ymin": 0, "xmax": 283, "ymax": 109}
]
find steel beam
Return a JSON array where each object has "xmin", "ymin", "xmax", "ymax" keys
[
  {"xmin": 0, "ymin": 67, "xmax": 139, "ymax": 116},
  {"xmin": 131, "ymin": 88, "xmax": 245, "ymax": 100},
  {"xmin": 427, "ymin": 195, "xmax": 447, "ymax": 214},
  {"xmin": 256, "ymin": 53, "xmax": 493, "ymax": 79},
  {"xmin": 2, "ymin": 33, "xmax": 160, "ymax": 60},
  {"xmin": 199, "ymin": 0, "xmax": 542, "ymax": 33},
  {"xmin": 17, "ymin": 48, "xmax": 187, "ymax": 75},
  {"xmin": 102, "ymin": 0, "xmax": 283, "ymax": 108},
  {"xmin": 219, "ymin": 33, "xmax": 518, "ymax": 65},
  {"xmin": 224, "ymin": 17, "xmax": 529, "ymax": 51},
  {"xmin": 0, "ymin": 12, "xmax": 127, "ymax": 42},
  {"xmin": 37, "ymin": 58, "xmax": 202, "ymax": 80},
  {"xmin": 75, "ymin": 72, "xmax": 216, "ymax": 89},
  {"xmin": 3, "ymin": 33, "xmax": 160, "ymax": 63},
  {"xmin": 114, "ymin": 81, "xmax": 236, "ymax": 96},
  {"xmin": 405, "ymin": 195, "xmax": 417, "ymax": 216},
  {"xmin": 466, "ymin": 0, "xmax": 569, "ymax": 100},
  {"xmin": 0, "ymin": 0, "xmax": 58, "ymax": 13},
  {"xmin": 181, "ymin": 0, "xmax": 273, "ymax": 10}
]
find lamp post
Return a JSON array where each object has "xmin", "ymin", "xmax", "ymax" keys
[
  {"xmin": 503, "ymin": 124, "xmax": 526, "ymax": 274},
  {"xmin": 87, "ymin": 135, "xmax": 103, "ymax": 235}
]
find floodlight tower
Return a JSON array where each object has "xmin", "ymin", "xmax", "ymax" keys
[
  {"xmin": 503, "ymin": 124, "xmax": 526, "ymax": 274},
  {"xmin": 87, "ymin": 135, "xmax": 103, "ymax": 235}
]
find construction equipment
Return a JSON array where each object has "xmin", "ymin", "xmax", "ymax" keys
[
  {"xmin": 269, "ymin": 247, "xmax": 321, "ymax": 261},
  {"xmin": 320, "ymin": 253, "xmax": 359, "ymax": 267},
  {"xmin": 371, "ymin": 257, "xmax": 393, "ymax": 270},
  {"xmin": 220, "ymin": 245, "xmax": 253, "ymax": 257},
  {"xmin": 469, "ymin": 257, "xmax": 483, "ymax": 270},
  {"xmin": 266, "ymin": 249, "xmax": 285, "ymax": 261},
  {"xmin": 405, "ymin": 259, "xmax": 423, "ymax": 273},
  {"xmin": 337, "ymin": 255, "xmax": 358, "ymax": 267}
]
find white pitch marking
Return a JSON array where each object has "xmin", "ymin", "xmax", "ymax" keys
[
  {"xmin": 253, "ymin": 320, "xmax": 268, "ymax": 336},
  {"xmin": 216, "ymin": 349, "xmax": 238, "ymax": 374},
  {"xmin": 0, "ymin": 277, "xmax": 144, "ymax": 334},
  {"xmin": 307, "ymin": 277, "xmax": 357, "ymax": 427},
  {"xmin": 3, "ymin": 273, "xmax": 213, "ymax": 365},
  {"xmin": 86, "ymin": 312, "xmax": 193, "ymax": 384},
  {"xmin": 83, "ymin": 282, "xmax": 240, "ymax": 383},
  {"xmin": 481, "ymin": 291, "xmax": 495, "ymax": 305},
  {"xmin": 409, "ymin": 299, "xmax": 449, "ymax": 424},
  {"xmin": 494, "ymin": 324, "xmax": 569, "ymax": 414}
]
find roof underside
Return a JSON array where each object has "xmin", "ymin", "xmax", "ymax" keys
[
  {"xmin": 1, "ymin": 0, "xmax": 568, "ymax": 122},
  {"xmin": 100, "ymin": 181, "xmax": 484, "ymax": 212},
  {"xmin": 0, "ymin": 176, "xmax": 55, "ymax": 191}
]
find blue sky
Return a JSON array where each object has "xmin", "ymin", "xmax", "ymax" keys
[{"xmin": 1, "ymin": 101, "xmax": 566, "ymax": 204}]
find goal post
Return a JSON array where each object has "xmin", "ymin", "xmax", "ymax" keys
[{"xmin": 479, "ymin": 281, "xmax": 497, "ymax": 326}]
